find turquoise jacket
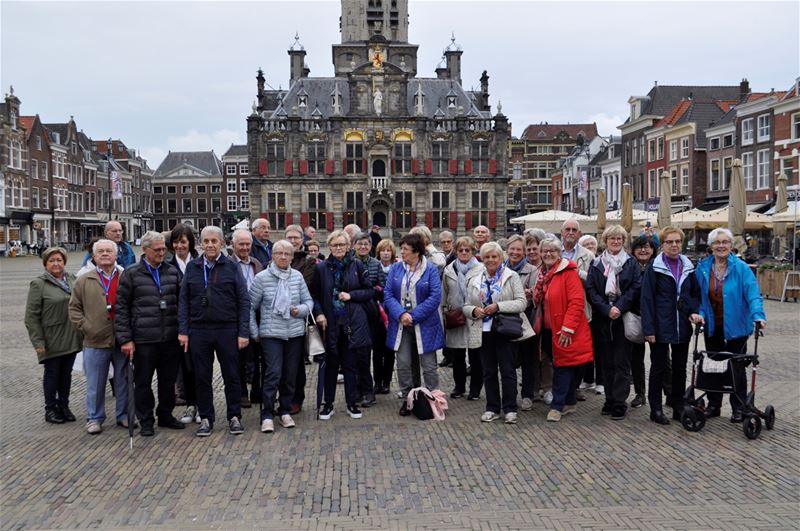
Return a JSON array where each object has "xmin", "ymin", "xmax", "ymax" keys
[{"xmin": 695, "ymin": 254, "xmax": 765, "ymax": 340}]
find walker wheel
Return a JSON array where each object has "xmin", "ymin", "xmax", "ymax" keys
[
  {"xmin": 680, "ymin": 407, "xmax": 705, "ymax": 432},
  {"xmin": 743, "ymin": 415, "xmax": 762, "ymax": 440},
  {"xmin": 764, "ymin": 405, "xmax": 775, "ymax": 430}
]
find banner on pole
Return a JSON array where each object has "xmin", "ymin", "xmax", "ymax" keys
[{"xmin": 111, "ymin": 171, "xmax": 123, "ymax": 199}]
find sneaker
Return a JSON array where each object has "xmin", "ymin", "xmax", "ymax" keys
[
  {"xmin": 504, "ymin": 412, "xmax": 518, "ymax": 424},
  {"xmin": 481, "ymin": 411, "xmax": 500, "ymax": 422},
  {"xmin": 319, "ymin": 403, "xmax": 335, "ymax": 420},
  {"xmin": 579, "ymin": 382, "xmax": 596, "ymax": 390},
  {"xmin": 229, "ymin": 416, "xmax": 244, "ymax": 435},
  {"xmin": 450, "ymin": 391, "xmax": 465, "ymax": 399},
  {"xmin": 45, "ymin": 408, "xmax": 66, "ymax": 424},
  {"xmin": 520, "ymin": 398, "xmax": 534, "ymax": 411},
  {"xmin": 280, "ymin": 414, "xmax": 295, "ymax": 428},
  {"xmin": 631, "ymin": 394, "xmax": 646, "ymax": 409},
  {"xmin": 337, "ymin": 373, "xmax": 344, "ymax": 384},
  {"xmin": 260, "ymin": 418, "xmax": 274, "ymax": 433},
  {"xmin": 347, "ymin": 405, "xmax": 363, "ymax": 419},
  {"xmin": 575, "ymin": 389, "xmax": 587, "ymax": 402},
  {"xmin": 196, "ymin": 418, "xmax": 212, "ymax": 437},
  {"xmin": 467, "ymin": 393, "xmax": 481, "ymax": 401},
  {"xmin": 180, "ymin": 406, "xmax": 196, "ymax": 424},
  {"xmin": 562, "ymin": 404, "xmax": 577, "ymax": 416},
  {"xmin": 86, "ymin": 420, "xmax": 102, "ymax": 434},
  {"xmin": 546, "ymin": 409, "xmax": 561, "ymax": 422},
  {"xmin": 595, "ymin": 385, "xmax": 605, "ymax": 395},
  {"xmin": 543, "ymin": 391, "xmax": 553, "ymax": 405}
]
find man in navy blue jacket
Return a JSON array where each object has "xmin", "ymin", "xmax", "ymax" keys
[
  {"xmin": 178, "ymin": 226, "xmax": 250, "ymax": 437},
  {"xmin": 250, "ymin": 218, "xmax": 272, "ymax": 266}
]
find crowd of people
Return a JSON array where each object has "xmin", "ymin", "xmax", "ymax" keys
[{"xmin": 24, "ymin": 217, "xmax": 767, "ymax": 437}]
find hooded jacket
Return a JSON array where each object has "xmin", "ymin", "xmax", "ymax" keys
[{"xmin": 541, "ymin": 259, "xmax": 593, "ymax": 367}]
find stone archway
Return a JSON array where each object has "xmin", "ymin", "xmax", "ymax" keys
[
  {"xmin": 372, "ymin": 159, "xmax": 386, "ymax": 177},
  {"xmin": 370, "ymin": 198, "xmax": 391, "ymax": 237}
]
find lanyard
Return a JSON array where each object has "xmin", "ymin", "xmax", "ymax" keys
[
  {"xmin": 203, "ymin": 259, "xmax": 215, "ymax": 289},
  {"xmin": 97, "ymin": 268, "xmax": 116, "ymax": 299},
  {"xmin": 404, "ymin": 261, "xmax": 420, "ymax": 295},
  {"xmin": 144, "ymin": 261, "xmax": 162, "ymax": 294}
]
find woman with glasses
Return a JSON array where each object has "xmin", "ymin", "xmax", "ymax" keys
[
  {"xmin": 695, "ymin": 228, "xmax": 766, "ymax": 422},
  {"xmin": 629, "ymin": 235, "xmax": 659, "ymax": 409},
  {"xmin": 505, "ymin": 234, "xmax": 538, "ymax": 411},
  {"xmin": 640, "ymin": 226, "xmax": 702, "ymax": 425}
]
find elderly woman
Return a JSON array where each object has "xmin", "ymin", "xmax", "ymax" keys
[
  {"xmin": 409, "ymin": 225, "xmax": 446, "ymax": 274},
  {"xmin": 505, "ymin": 234, "xmax": 538, "ymax": 410},
  {"xmin": 441, "ymin": 236, "xmax": 481, "ymax": 399},
  {"xmin": 578, "ymin": 235, "xmax": 598, "ymax": 257},
  {"xmin": 249, "ymin": 240, "xmax": 313, "ymax": 432},
  {"xmin": 523, "ymin": 232, "xmax": 548, "ymax": 405},
  {"xmin": 586, "ymin": 226, "xmax": 641, "ymax": 420},
  {"xmin": 311, "ymin": 230, "xmax": 374, "ymax": 420},
  {"xmin": 464, "ymin": 241, "xmax": 533, "ymax": 424},
  {"xmin": 641, "ymin": 226, "xmax": 702, "ymax": 425},
  {"xmin": 25, "ymin": 247, "xmax": 83, "ymax": 424},
  {"xmin": 534, "ymin": 237, "xmax": 593, "ymax": 422},
  {"xmin": 385, "ymin": 233, "xmax": 445, "ymax": 416},
  {"xmin": 695, "ymin": 228, "xmax": 766, "ymax": 422},
  {"xmin": 629, "ymin": 235, "xmax": 659, "ymax": 409},
  {"xmin": 373, "ymin": 238, "xmax": 397, "ymax": 394}
]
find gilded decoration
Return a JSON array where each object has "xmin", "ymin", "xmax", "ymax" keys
[
  {"xmin": 392, "ymin": 129, "xmax": 413, "ymax": 142},
  {"xmin": 344, "ymin": 129, "xmax": 365, "ymax": 142}
]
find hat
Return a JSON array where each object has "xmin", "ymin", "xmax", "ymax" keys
[{"xmin": 372, "ymin": 224, "xmax": 380, "ymax": 230}]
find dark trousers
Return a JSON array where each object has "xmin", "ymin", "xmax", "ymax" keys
[
  {"xmin": 649, "ymin": 342, "xmax": 689, "ymax": 413},
  {"xmin": 323, "ymin": 326, "xmax": 359, "ymax": 407},
  {"xmin": 293, "ymin": 346, "xmax": 306, "ymax": 407},
  {"xmin": 597, "ymin": 319, "xmax": 632, "ymax": 410},
  {"xmin": 372, "ymin": 325, "xmax": 394, "ymax": 388},
  {"xmin": 190, "ymin": 327, "xmax": 241, "ymax": 425},
  {"xmin": 450, "ymin": 347, "xmax": 483, "ymax": 396},
  {"xmin": 179, "ymin": 350, "xmax": 197, "ymax": 406},
  {"xmin": 260, "ymin": 336, "xmax": 303, "ymax": 420},
  {"xmin": 630, "ymin": 342, "xmax": 646, "ymax": 395},
  {"xmin": 519, "ymin": 335, "xmax": 539, "ymax": 399},
  {"xmin": 479, "ymin": 331, "xmax": 517, "ymax": 414},
  {"xmin": 705, "ymin": 330, "xmax": 749, "ymax": 412},
  {"xmin": 356, "ymin": 348, "xmax": 375, "ymax": 399},
  {"xmin": 42, "ymin": 353, "xmax": 78, "ymax": 411},
  {"xmin": 552, "ymin": 365, "xmax": 580, "ymax": 411},
  {"xmin": 238, "ymin": 342, "xmax": 256, "ymax": 398},
  {"xmin": 134, "ymin": 341, "xmax": 181, "ymax": 426}
]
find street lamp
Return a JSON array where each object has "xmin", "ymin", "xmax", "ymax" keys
[{"xmin": 106, "ymin": 138, "xmax": 113, "ymax": 219}]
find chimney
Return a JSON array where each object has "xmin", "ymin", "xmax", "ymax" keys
[
  {"xmin": 480, "ymin": 70, "xmax": 490, "ymax": 111},
  {"xmin": 740, "ymin": 78, "xmax": 750, "ymax": 100},
  {"xmin": 435, "ymin": 60, "xmax": 448, "ymax": 79},
  {"xmin": 444, "ymin": 49, "xmax": 462, "ymax": 85},
  {"xmin": 288, "ymin": 33, "xmax": 309, "ymax": 86}
]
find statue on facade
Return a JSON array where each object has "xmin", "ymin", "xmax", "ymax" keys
[{"xmin": 373, "ymin": 89, "xmax": 383, "ymax": 116}]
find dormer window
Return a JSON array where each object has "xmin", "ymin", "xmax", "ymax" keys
[
  {"xmin": 447, "ymin": 95, "xmax": 457, "ymax": 108},
  {"xmin": 298, "ymin": 95, "xmax": 308, "ymax": 107}
]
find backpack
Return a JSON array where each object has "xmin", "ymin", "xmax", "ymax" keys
[{"xmin": 406, "ymin": 387, "xmax": 449, "ymax": 421}]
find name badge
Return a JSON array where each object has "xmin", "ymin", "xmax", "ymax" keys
[
  {"xmin": 159, "ymin": 299, "xmax": 167, "ymax": 310},
  {"xmin": 201, "ymin": 296, "xmax": 208, "ymax": 308},
  {"xmin": 403, "ymin": 299, "xmax": 413, "ymax": 311},
  {"xmin": 106, "ymin": 303, "xmax": 113, "ymax": 312}
]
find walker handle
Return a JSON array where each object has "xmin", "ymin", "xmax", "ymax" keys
[{"xmin": 692, "ymin": 323, "xmax": 704, "ymax": 359}]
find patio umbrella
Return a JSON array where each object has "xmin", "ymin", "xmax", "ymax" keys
[
  {"xmin": 729, "ymin": 159, "xmax": 747, "ymax": 255},
  {"xmin": 126, "ymin": 358, "xmax": 135, "ymax": 449},
  {"xmin": 774, "ymin": 173, "xmax": 789, "ymax": 254},
  {"xmin": 621, "ymin": 182, "xmax": 633, "ymax": 237},
  {"xmin": 657, "ymin": 170, "xmax": 672, "ymax": 229},
  {"xmin": 596, "ymin": 189, "xmax": 607, "ymax": 235}
]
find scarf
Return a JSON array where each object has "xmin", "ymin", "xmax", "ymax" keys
[
  {"xmin": 533, "ymin": 261, "xmax": 561, "ymax": 306},
  {"xmin": 326, "ymin": 254, "xmax": 351, "ymax": 316},
  {"xmin": 600, "ymin": 250, "xmax": 629, "ymax": 298},
  {"xmin": 269, "ymin": 262, "xmax": 293, "ymax": 319},
  {"xmin": 506, "ymin": 257, "xmax": 528, "ymax": 273},
  {"xmin": 454, "ymin": 257, "xmax": 478, "ymax": 306},
  {"xmin": 46, "ymin": 272, "xmax": 71, "ymax": 294},
  {"xmin": 479, "ymin": 265, "xmax": 504, "ymax": 322},
  {"xmin": 664, "ymin": 254, "xmax": 683, "ymax": 285}
]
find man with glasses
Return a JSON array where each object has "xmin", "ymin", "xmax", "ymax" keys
[
  {"xmin": 115, "ymin": 231, "xmax": 184, "ymax": 436},
  {"xmin": 438, "ymin": 230, "xmax": 456, "ymax": 265}
]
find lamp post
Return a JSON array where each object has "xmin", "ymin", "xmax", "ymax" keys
[{"xmin": 107, "ymin": 138, "xmax": 114, "ymax": 220}]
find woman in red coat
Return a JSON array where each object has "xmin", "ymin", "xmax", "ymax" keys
[{"xmin": 533, "ymin": 236, "xmax": 593, "ymax": 422}]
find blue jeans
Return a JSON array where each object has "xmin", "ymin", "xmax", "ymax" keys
[
  {"xmin": 83, "ymin": 346, "xmax": 129, "ymax": 423},
  {"xmin": 551, "ymin": 365, "xmax": 579, "ymax": 412},
  {"xmin": 260, "ymin": 336, "xmax": 303, "ymax": 420}
]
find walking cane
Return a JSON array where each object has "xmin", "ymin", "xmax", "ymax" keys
[{"xmin": 126, "ymin": 357, "xmax": 135, "ymax": 450}]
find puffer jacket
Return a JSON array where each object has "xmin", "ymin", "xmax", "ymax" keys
[
  {"xmin": 249, "ymin": 263, "xmax": 313, "ymax": 340},
  {"xmin": 25, "ymin": 272, "xmax": 83, "ymax": 362},
  {"xmin": 541, "ymin": 259, "xmax": 594, "ymax": 367},
  {"xmin": 640, "ymin": 253, "xmax": 700, "ymax": 344},
  {"xmin": 115, "ymin": 257, "xmax": 181, "ymax": 345},
  {"xmin": 585, "ymin": 254, "xmax": 641, "ymax": 343}
]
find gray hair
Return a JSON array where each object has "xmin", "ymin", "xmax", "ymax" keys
[
  {"xmin": 284, "ymin": 224, "xmax": 304, "ymax": 238},
  {"xmin": 140, "ymin": 231, "xmax": 165, "ymax": 249},
  {"xmin": 327, "ymin": 229, "xmax": 350, "ymax": 247},
  {"xmin": 251, "ymin": 218, "xmax": 270, "ymax": 230},
  {"xmin": 578, "ymin": 234, "xmax": 597, "ymax": 247},
  {"xmin": 524, "ymin": 228, "xmax": 548, "ymax": 242},
  {"xmin": 410, "ymin": 225, "xmax": 433, "ymax": 245},
  {"xmin": 200, "ymin": 225, "xmax": 224, "ymax": 241},
  {"xmin": 93, "ymin": 238, "xmax": 118, "ymax": 256},
  {"xmin": 479, "ymin": 241, "xmax": 505, "ymax": 260},
  {"xmin": 561, "ymin": 218, "xmax": 582, "ymax": 231},
  {"xmin": 232, "ymin": 228, "xmax": 252, "ymax": 243},
  {"xmin": 708, "ymin": 227, "xmax": 734, "ymax": 244},
  {"xmin": 271, "ymin": 239, "xmax": 294, "ymax": 255},
  {"xmin": 600, "ymin": 225, "xmax": 628, "ymax": 244},
  {"xmin": 540, "ymin": 236, "xmax": 562, "ymax": 254},
  {"xmin": 438, "ymin": 230, "xmax": 454, "ymax": 240}
]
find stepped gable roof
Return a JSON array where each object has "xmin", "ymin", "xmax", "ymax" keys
[
  {"xmin": 223, "ymin": 144, "xmax": 248, "ymax": 158},
  {"xmin": 520, "ymin": 123, "xmax": 598, "ymax": 141},
  {"xmin": 154, "ymin": 151, "xmax": 222, "ymax": 177}
]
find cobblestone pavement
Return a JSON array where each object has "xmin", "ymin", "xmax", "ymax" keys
[{"xmin": 1, "ymin": 254, "xmax": 798, "ymax": 530}]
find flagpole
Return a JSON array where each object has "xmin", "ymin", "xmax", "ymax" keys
[{"xmin": 107, "ymin": 138, "xmax": 113, "ymax": 220}]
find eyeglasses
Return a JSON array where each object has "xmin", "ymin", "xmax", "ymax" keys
[
  {"xmin": 330, "ymin": 243, "xmax": 348, "ymax": 249},
  {"xmin": 562, "ymin": 228, "xmax": 579, "ymax": 232},
  {"xmin": 713, "ymin": 240, "xmax": 732, "ymax": 245},
  {"xmin": 541, "ymin": 249, "xmax": 559, "ymax": 255},
  {"xmin": 149, "ymin": 248, "xmax": 167, "ymax": 253},
  {"xmin": 663, "ymin": 239, "xmax": 682, "ymax": 245}
]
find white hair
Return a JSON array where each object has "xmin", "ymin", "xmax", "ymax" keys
[
  {"xmin": 708, "ymin": 227, "xmax": 734, "ymax": 244},
  {"xmin": 232, "ymin": 229, "xmax": 252, "ymax": 243},
  {"xmin": 140, "ymin": 231, "xmax": 165, "ymax": 249},
  {"xmin": 200, "ymin": 225, "xmax": 224, "ymax": 241},
  {"xmin": 272, "ymin": 239, "xmax": 294, "ymax": 255},
  {"xmin": 93, "ymin": 238, "xmax": 118, "ymax": 256},
  {"xmin": 251, "ymin": 218, "xmax": 269, "ymax": 230},
  {"xmin": 479, "ymin": 241, "xmax": 505, "ymax": 260}
]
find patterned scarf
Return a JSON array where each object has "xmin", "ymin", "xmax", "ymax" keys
[
  {"xmin": 600, "ymin": 250, "xmax": 629, "ymax": 298},
  {"xmin": 479, "ymin": 265, "xmax": 504, "ymax": 322},
  {"xmin": 533, "ymin": 260, "xmax": 561, "ymax": 306},
  {"xmin": 268, "ymin": 262, "xmax": 292, "ymax": 319},
  {"xmin": 46, "ymin": 272, "xmax": 71, "ymax": 294},
  {"xmin": 506, "ymin": 257, "xmax": 528, "ymax": 273},
  {"xmin": 454, "ymin": 257, "xmax": 478, "ymax": 306},
  {"xmin": 326, "ymin": 254, "xmax": 351, "ymax": 316}
]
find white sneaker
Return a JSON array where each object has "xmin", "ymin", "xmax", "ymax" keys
[
  {"xmin": 504, "ymin": 412, "xmax": 518, "ymax": 424},
  {"xmin": 86, "ymin": 420, "xmax": 102, "ymax": 434},
  {"xmin": 180, "ymin": 406, "xmax": 196, "ymax": 424},
  {"xmin": 261, "ymin": 418, "xmax": 274, "ymax": 433},
  {"xmin": 280, "ymin": 414, "xmax": 295, "ymax": 428},
  {"xmin": 547, "ymin": 409, "xmax": 562, "ymax": 422},
  {"xmin": 595, "ymin": 385, "xmax": 605, "ymax": 395},
  {"xmin": 544, "ymin": 391, "xmax": 553, "ymax": 405},
  {"xmin": 337, "ymin": 373, "xmax": 344, "ymax": 384},
  {"xmin": 579, "ymin": 382, "xmax": 596, "ymax": 390},
  {"xmin": 481, "ymin": 411, "xmax": 499, "ymax": 422},
  {"xmin": 520, "ymin": 398, "xmax": 534, "ymax": 411}
]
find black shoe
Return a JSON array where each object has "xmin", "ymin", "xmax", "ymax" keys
[
  {"xmin": 611, "ymin": 407, "xmax": 627, "ymax": 420},
  {"xmin": 347, "ymin": 405, "xmax": 363, "ymax": 419},
  {"xmin": 650, "ymin": 411, "xmax": 670, "ymax": 425},
  {"xmin": 376, "ymin": 386, "xmax": 390, "ymax": 395},
  {"xmin": 140, "ymin": 424, "xmax": 155, "ymax": 437},
  {"xmin": 117, "ymin": 419, "xmax": 139, "ymax": 429},
  {"xmin": 318, "ymin": 403, "xmax": 335, "ymax": 420},
  {"xmin": 58, "ymin": 405, "xmax": 77, "ymax": 422},
  {"xmin": 438, "ymin": 359, "xmax": 452, "ymax": 368},
  {"xmin": 196, "ymin": 418, "xmax": 213, "ymax": 437},
  {"xmin": 157, "ymin": 416, "xmax": 186, "ymax": 430},
  {"xmin": 450, "ymin": 391, "xmax": 464, "ymax": 399},
  {"xmin": 45, "ymin": 409, "xmax": 66, "ymax": 424},
  {"xmin": 360, "ymin": 395, "xmax": 377, "ymax": 408},
  {"xmin": 467, "ymin": 394, "xmax": 481, "ymax": 401},
  {"xmin": 730, "ymin": 410, "xmax": 743, "ymax": 423},
  {"xmin": 575, "ymin": 390, "xmax": 587, "ymax": 402},
  {"xmin": 304, "ymin": 356, "xmax": 312, "ymax": 365},
  {"xmin": 601, "ymin": 403, "xmax": 613, "ymax": 416},
  {"xmin": 704, "ymin": 406, "xmax": 721, "ymax": 418},
  {"xmin": 399, "ymin": 402, "xmax": 412, "ymax": 416},
  {"xmin": 241, "ymin": 395, "xmax": 252, "ymax": 408},
  {"xmin": 229, "ymin": 416, "xmax": 245, "ymax": 435},
  {"xmin": 665, "ymin": 396, "xmax": 674, "ymax": 409},
  {"xmin": 630, "ymin": 394, "xmax": 646, "ymax": 409}
]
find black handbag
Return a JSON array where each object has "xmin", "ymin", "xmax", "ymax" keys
[{"xmin": 491, "ymin": 312, "xmax": 524, "ymax": 339}]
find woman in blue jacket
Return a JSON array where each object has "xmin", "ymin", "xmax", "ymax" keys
[
  {"xmin": 384, "ymin": 233, "xmax": 445, "ymax": 416},
  {"xmin": 640, "ymin": 226, "xmax": 703, "ymax": 425},
  {"xmin": 695, "ymin": 227, "xmax": 766, "ymax": 422}
]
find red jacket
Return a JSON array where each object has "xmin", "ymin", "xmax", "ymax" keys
[{"xmin": 543, "ymin": 259, "xmax": 593, "ymax": 367}]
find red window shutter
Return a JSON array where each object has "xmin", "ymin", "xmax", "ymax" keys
[
  {"xmin": 392, "ymin": 160, "xmax": 397, "ymax": 175},
  {"xmin": 488, "ymin": 159, "xmax": 498, "ymax": 175},
  {"xmin": 464, "ymin": 160, "xmax": 473, "ymax": 175},
  {"xmin": 411, "ymin": 159, "xmax": 419, "ymax": 175},
  {"xmin": 260, "ymin": 212, "xmax": 268, "ymax": 219},
  {"xmin": 424, "ymin": 159, "xmax": 433, "ymax": 175},
  {"xmin": 324, "ymin": 160, "xmax": 334, "ymax": 176},
  {"xmin": 465, "ymin": 212, "xmax": 473, "ymax": 230},
  {"xmin": 299, "ymin": 160, "xmax": 309, "ymax": 176},
  {"xmin": 449, "ymin": 159, "xmax": 458, "ymax": 175},
  {"xmin": 325, "ymin": 212, "xmax": 334, "ymax": 231},
  {"xmin": 449, "ymin": 211, "xmax": 458, "ymax": 229},
  {"xmin": 300, "ymin": 212, "xmax": 310, "ymax": 227},
  {"xmin": 488, "ymin": 210, "xmax": 497, "ymax": 229},
  {"xmin": 285, "ymin": 212, "xmax": 294, "ymax": 225},
  {"xmin": 362, "ymin": 159, "xmax": 368, "ymax": 175},
  {"xmin": 284, "ymin": 160, "xmax": 294, "ymax": 176},
  {"xmin": 258, "ymin": 160, "xmax": 267, "ymax": 175},
  {"xmin": 392, "ymin": 210, "xmax": 398, "ymax": 227},
  {"xmin": 425, "ymin": 211, "xmax": 433, "ymax": 227},
  {"xmin": 410, "ymin": 212, "xmax": 417, "ymax": 227}
]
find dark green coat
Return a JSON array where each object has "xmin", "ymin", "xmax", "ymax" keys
[{"xmin": 25, "ymin": 273, "xmax": 83, "ymax": 363}]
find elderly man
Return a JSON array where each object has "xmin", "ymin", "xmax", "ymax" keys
[
  {"xmin": 115, "ymin": 231, "xmax": 183, "ymax": 436},
  {"xmin": 438, "ymin": 230, "xmax": 456, "ymax": 265},
  {"xmin": 473, "ymin": 225, "xmax": 491, "ymax": 257},
  {"xmin": 178, "ymin": 226, "xmax": 250, "ymax": 437},
  {"xmin": 81, "ymin": 221, "xmax": 136, "ymax": 269},
  {"xmin": 231, "ymin": 228, "xmax": 263, "ymax": 407},
  {"xmin": 69, "ymin": 239, "xmax": 130, "ymax": 434},
  {"xmin": 250, "ymin": 218, "xmax": 272, "ymax": 266},
  {"xmin": 343, "ymin": 224, "xmax": 362, "ymax": 250},
  {"xmin": 303, "ymin": 225, "xmax": 317, "ymax": 243}
]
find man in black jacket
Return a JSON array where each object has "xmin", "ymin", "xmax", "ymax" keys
[{"xmin": 116, "ymin": 231, "xmax": 184, "ymax": 436}]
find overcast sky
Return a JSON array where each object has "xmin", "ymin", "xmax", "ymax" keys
[{"xmin": 2, "ymin": 1, "xmax": 797, "ymax": 169}]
